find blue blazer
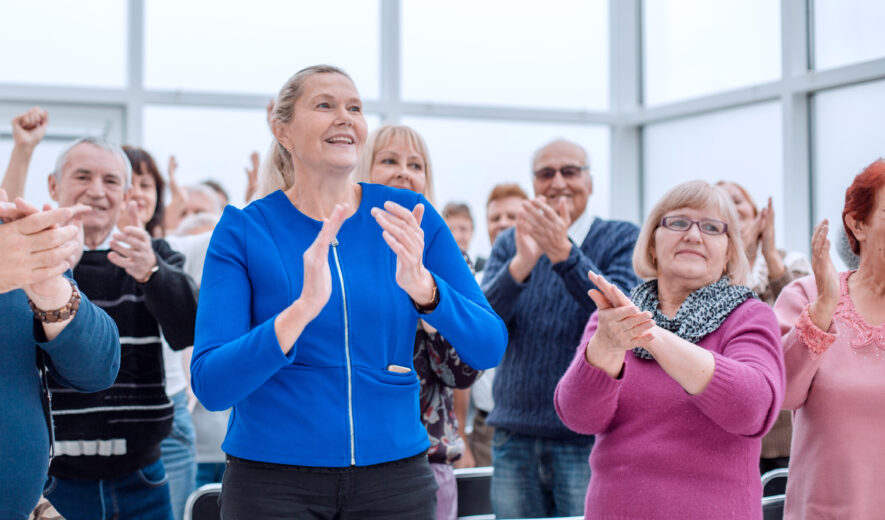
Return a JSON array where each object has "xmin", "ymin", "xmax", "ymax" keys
[{"xmin": 192, "ymin": 183, "xmax": 507, "ymax": 467}]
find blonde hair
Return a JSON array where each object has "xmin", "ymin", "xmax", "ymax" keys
[
  {"xmin": 352, "ymin": 124, "xmax": 436, "ymax": 206},
  {"xmin": 633, "ymin": 180, "xmax": 749, "ymax": 285},
  {"xmin": 255, "ymin": 64, "xmax": 354, "ymax": 199}
]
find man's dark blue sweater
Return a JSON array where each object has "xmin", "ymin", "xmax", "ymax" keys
[{"xmin": 482, "ymin": 217, "xmax": 640, "ymax": 441}]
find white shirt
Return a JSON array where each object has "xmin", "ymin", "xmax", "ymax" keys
[{"xmin": 567, "ymin": 209, "xmax": 596, "ymax": 247}]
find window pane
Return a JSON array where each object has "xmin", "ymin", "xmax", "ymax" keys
[
  {"xmin": 145, "ymin": 0, "xmax": 380, "ymax": 99},
  {"xmin": 813, "ymin": 0, "xmax": 885, "ymax": 70},
  {"xmin": 643, "ymin": 0, "xmax": 780, "ymax": 106},
  {"xmin": 400, "ymin": 117, "xmax": 610, "ymax": 259},
  {"xmin": 0, "ymin": 1, "xmax": 126, "ymax": 87},
  {"xmin": 143, "ymin": 106, "xmax": 273, "ymax": 209},
  {"xmin": 402, "ymin": 0, "xmax": 609, "ymax": 110},
  {"xmin": 813, "ymin": 79, "xmax": 885, "ymax": 270},
  {"xmin": 643, "ymin": 102, "xmax": 783, "ymax": 236},
  {"xmin": 142, "ymin": 106, "xmax": 380, "ymax": 208},
  {"xmin": 0, "ymin": 139, "xmax": 67, "ymax": 206}
]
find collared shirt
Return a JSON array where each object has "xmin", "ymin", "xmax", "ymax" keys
[
  {"xmin": 567, "ymin": 209, "xmax": 595, "ymax": 247},
  {"xmin": 83, "ymin": 231, "xmax": 113, "ymax": 252}
]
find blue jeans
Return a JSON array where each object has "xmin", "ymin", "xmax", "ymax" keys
[
  {"xmin": 43, "ymin": 458, "xmax": 174, "ymax": 520},
  {"xmin": 491, "ymin": 428, "xmax": 593, "ymax": 519},
  {"xmin": 196, "ymin": 462, "xmax": 226, "ymax": 488},
  {"xmin": 161, "ymin": 390, "xmax": 197, "ymax": 520}
]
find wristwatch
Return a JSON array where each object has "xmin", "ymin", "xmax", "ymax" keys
[
  {"xmin": 412, "ymin": 284, "xmax": 440, "ymax": 314},
  {"xmin": 138, "ymin": 263, "xmax": 160, "ymax": 284},
  {"xmin": 29, "ymin": 279, "xmax": 81, "ymax": 323}
]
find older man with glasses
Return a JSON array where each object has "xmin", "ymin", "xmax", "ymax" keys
[{"xmin": 481, "ymin": 139, "xmax": 640, "ymax": 519}]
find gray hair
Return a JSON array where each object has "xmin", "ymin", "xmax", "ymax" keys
[
  {"xmin": 53, "ymin": 136, "xmax": 132, "ymax": 190},
  {"xmin": 531, "ymin": 138, "xmax": 591, "ymax": 180},
  {"xmin": 836, "ymin": 224, "xmax": 861, "ymax": 270},
  {"xmin": 185, "ymin": 183, "xmax": 223, "ymax": 215},
  {"xmin": 174, "ymin": 212, "xmax": 220, "ymax": 236}
]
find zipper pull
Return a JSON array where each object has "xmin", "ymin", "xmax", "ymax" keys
[{"xmin": 332, "ymin": 237, "xmax": 339, "ymax": 247}]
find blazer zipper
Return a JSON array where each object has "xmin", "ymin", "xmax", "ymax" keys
[{"xmin": 331, "ymin": 239, "xmax": 356, "ymax": 466}]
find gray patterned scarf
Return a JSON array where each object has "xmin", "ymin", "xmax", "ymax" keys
[{"xmin": 629, "ymin": 276, "xmax": 756, "ymax": 360}]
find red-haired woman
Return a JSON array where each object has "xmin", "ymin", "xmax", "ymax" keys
[{"xmin": 774, "ymin": 158, "xmax": 885, "ymax": 519}]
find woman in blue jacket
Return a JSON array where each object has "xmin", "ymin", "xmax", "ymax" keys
[{"xmin": 191, "ymin": 65, "xmax": 507, "ymax": 519}]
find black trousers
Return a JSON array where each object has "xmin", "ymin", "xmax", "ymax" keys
[{"xmin": 220, "ymin": 452, "xmax": 438, "ymax": 520}]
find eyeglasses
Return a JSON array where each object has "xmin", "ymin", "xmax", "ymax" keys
[
  {"xmin": 659, "ymin": 216, "xmax": 728, "ymax": 235},
  {"xmin": 533, "ymin": 165, "xmax": 588, "ymax": 181}
]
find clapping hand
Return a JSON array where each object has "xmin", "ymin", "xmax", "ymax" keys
[
  {"xmin": 298, "ymin": 203, "xmax": 349, "ymax": 317},
  {"xmin": 0, "ymin": 189, "xmax": 85, "ymax": 295},
  {"xmin": 109, "ymin": 202, "xmax": 158, "ymax": 283},
  {"xmin": 520, "ymin": 195, "xmax": 573, "ymax": 264},
  {"xmin": 584, "ymin": 271, "xmax": 654, "ymax": 376},
  {"xmin": 371, "ymin": 201, "xmax": 436, "ymax": 308},
  {"xmin": 808, "ymin": 220, "xmax": 839, "ymax": 331}
]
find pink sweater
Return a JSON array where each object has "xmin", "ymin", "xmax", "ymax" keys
[
  {"xmin": 555, "ymin": 299, "xmax": 784, "ymax": 520},
  {"xmin": 774, "ymin": 273, "xmax": 885, "ymax": 520}
]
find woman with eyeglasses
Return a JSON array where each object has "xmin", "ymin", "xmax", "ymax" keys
[
  {"xmin": 554, "ymin": 180, "xmax": 784, "ymax": 519},
  {"xmin": 191, "ymin": 65, "xmax": 507, "ymax": 519}
]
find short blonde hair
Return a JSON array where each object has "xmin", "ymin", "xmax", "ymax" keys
[
  {"xmin": 633, "ymin": 180, "xmax": 749, "ymax": 285},
  {"xmin": 352, "ymin": 124, "xmax": 436, "ymax": 206}
]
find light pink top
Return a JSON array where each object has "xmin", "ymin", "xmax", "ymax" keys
[{"xmin": 774, "ymin": 272, "xmax": 885, "ymax": 520}]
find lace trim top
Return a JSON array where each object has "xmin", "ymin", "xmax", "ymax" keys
[
  {"xmin": 795, "ymin": 304, "xmax": 836, "ymax": 359},
  {"xmin": 832, "ymin": 271, "xmax": 885, "ymax": 351}
]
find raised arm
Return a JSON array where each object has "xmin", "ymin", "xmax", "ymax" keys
[
  {"xmin": 774, "ymin": 221, "xmax": 839, "ymax": 410},
  {"xmin": 373, "ymin": 197, "xmax": 507, "ymax": 370},
  {"xmin": 2, "ymin": 107, "xmax": 47, "ymax": 199}
]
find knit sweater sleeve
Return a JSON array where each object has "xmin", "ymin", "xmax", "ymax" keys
[
  {"xmin": 552, "ymin": 220, "xmax": 640, "ymax": 313},
  {"xmin": 418, "ymin": 195, "xmax": 508, "ymax": 370},
  {"xmin": 554, "ymin": 312, "xmax": 622, "ymax": 434},
  {"xmin": 142, "ymin": 239, "xmax": 198, "ymax": 350},
  {"xmin": 772, "ymin": 275, "xmax": 834, "ymax": 410},
  {"xmin": 38, "ymin": 285, "xmax": 120, "ymax": 392},
  {"xmin": 689, "ymin": 300, "xmax": 785, "ymax": 437},
  {"xmin": 480, "ymin": 228, "xmax": 527, "ymax": 324},
  {"xmin": 191, "ymin": 207, "xmax": 297, "ymax": 411}
]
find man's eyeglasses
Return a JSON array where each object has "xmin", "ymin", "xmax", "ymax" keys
[
  {"xmin": 533, "ymin": 165, "xmax": 588, "ymax": 181},
  {"xmin": 659, "ymin": 216, "xmax": 728, "ymax": 235}
]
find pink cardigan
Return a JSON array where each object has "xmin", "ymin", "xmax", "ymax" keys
[
  {"xmin": 555, "ymin": 298, "xmax": 784, "ymax": 520},
  {"xmin": 774, "ymin": 273, "xmax": 885, "ymax": 520}
]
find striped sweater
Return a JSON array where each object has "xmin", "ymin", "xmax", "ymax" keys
[
  {"xmin": 482, "ymin": 218, "xmax": 640, "ymax": 440},
  {"xmin": 48, "ymin": 239, "xmax": 198, "ymax": 479}
]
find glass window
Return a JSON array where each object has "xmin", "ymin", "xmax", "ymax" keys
[
  {"xmin": 399, "ymin": 117, "xmax": 610, "ymax": 259},
  {"xmin": 0, "ymin": 139, "xmax": 67, "ymax": 207},
  {"xmin": 143, "ymin": 106, "xmax": 380, "ymax": 208},
  {"xmin": 145, "ymin": 0, "xmax": 380, "ymax": 99},
  {"xmin": 643, "ymin": 0, "xmax": 781, "ymax": 106},
  {"xmin": 643, "ymin": 102, "xmax": 783, "ymax": 236},
  {"xmin": 0, "ymin": 1, "xmax": 126, "ymax": 87},
  {"xmin": 402, "ymin": 0, "xmax": 609, "ymax": 110},
  {"xmin": 812, "ymin": 79, "xmax": 885, "ymax": 270},
  {"xmin": 813, "ymin": 0, "xmax": 885, "ymax": 70}
]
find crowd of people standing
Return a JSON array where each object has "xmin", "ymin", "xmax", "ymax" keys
[{"xmin": 2, "ymin": 65, "xmax": 884, "ymax": 520}]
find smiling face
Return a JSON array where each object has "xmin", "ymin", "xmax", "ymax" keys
[
  {"xmin": 274, "ymin": 72, "xmax": 368, "ymax": 176},
  {"xmin": 532, "ymin": 141, "xmax": 591, "ymax": 224},
  {"xmin": 653, "ymin": 205, "xmax": 731, "ymax": 291},
  {"xmin": 369, "ymin": 134, "xmax": 428, "ymax": 196},
  {"xmin": 126, "ymin": 165, "xmax": 158, "ymax": 226},
  {"xmin": 48, "ymin": 142, "xmax": 128, "ymax": 242},
  {"xmin": 487, "ymin": 195, "xmax": 523, "ymax": 245}
]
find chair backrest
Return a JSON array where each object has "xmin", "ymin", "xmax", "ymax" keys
[
  {"xmin": 761, "ymin": 468, "xmax": 788, "ymax": 520},
  {"xmin": 184, "ymin": 483, "xmax": 222, "ymax": 520},
  {"xmin": 454, "ymin": 466, "xmax": 493, "ymax": 519}
]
